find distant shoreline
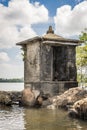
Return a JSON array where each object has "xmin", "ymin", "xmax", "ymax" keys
[
  {"xmin": 0, "ymin": 82, "xmax": 24, "ymax": 83},
  {"xmin": 0, "ymin": 78, "xmax": 24, "ymax": 83}
]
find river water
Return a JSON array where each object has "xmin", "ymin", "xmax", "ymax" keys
[{"xmin": 0, "ymin": 83, "xmax": 87, "ymax": 130}]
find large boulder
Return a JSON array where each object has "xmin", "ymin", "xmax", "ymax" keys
[
  {"xmin": 69, "ymin": 98, "xmax": 87, "ymax": 120},
  {"xmin": 0, "ymin": 91, "xmax": 12, "ymax": 106},
  {"xmin": 21, "ymin": 88, "xmax": 51, "ymax": 108},
  {"xmin": 21, "ymin": 88, "xmax": 35, "ymax": 107}
]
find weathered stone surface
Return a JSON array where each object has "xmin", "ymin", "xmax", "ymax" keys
[
  {"xmin": 25, "ymin": 42, "xmax": 40, "ymax": 82},
  {"xmin": 25, "ymin": 81, "xmax": 78, "ymax": 96},
  {"xmin": 42, "ymin": 99, "xmax": 52, "ymax": 107},
  {"xmin": 34, "ymin": 92, "xmax": 52, "ymax": 108},
  {"xmin": 10, "ymin": 91, "xmax": 22, "ymax": 103},
  {"xmin": 0, "ymin": 91, "xmax": 22, "ymax": 106},
  {"xmin": 21, "ymin": 88, "xmax": 35, "ymax": 107},
  {"xmin": 34, "ymin": 96, "xmax": 43, "ymax": 108},
  {"xmin": 69, "ymin": 98, "xmax": 87, "ymax": 120},
  {"xmin": 66, "ymin": 46, "xmax": 77, "ymax": 81},
  {"xmin": 32, "ymin": 89, "xmax": 40, "ymax": 99},
  {"xmin": 41, "ymin": 44, "xmax": 53, "ymax": 81},
  {"xmin": 47, "ymin": 87, "xmax": 87, "ymax": 110},
  {"xmin": 0, "ymin": 91, "xmax": 12, "ymax": 106}
]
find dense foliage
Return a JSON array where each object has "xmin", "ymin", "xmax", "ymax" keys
[{"xmin": 76, "ymin": 29, "xmax": 87, "ymax": 83}]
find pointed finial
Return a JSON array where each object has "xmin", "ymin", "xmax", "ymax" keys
[{"xmin": 46, "ymin": 26, "xmax": 54, "ymax": 34}]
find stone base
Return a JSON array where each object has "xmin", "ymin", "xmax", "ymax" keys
[{"xmin": 25, "ymin": 81, "xmax": 78, "ymax": 96}]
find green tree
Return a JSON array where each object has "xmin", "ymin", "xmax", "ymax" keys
[{"xmin": 76, "ymin": 29, "xmax": 87, "ymax": 84}]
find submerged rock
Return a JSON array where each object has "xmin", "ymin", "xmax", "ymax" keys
[
  {"xmin": 68, "ymin": 108, "xmax": 79, "ymax": 118},
  {"xmin": 69, "ymin": 98, "xmax": 87, "ymax": 120}
]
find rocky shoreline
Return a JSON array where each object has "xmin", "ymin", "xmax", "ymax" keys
[
  {"xmin": 0, "ymin": 87, "xmax": 87, "ymax": 120},
  {"xmin": 47, "ymin": 87, "xmax": 87, "ymax": 120},
  {"xmin": 0, "ymin": 91, "xmax": 22, "ymax": 106}
]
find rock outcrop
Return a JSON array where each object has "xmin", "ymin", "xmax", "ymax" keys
[
  {"xmin": 47, "ymin": 87, "xmax": 87, "ymax": 120},
  {"xmin": 47, "ymin": 87, "xmax": 87, "ymax": 110}
]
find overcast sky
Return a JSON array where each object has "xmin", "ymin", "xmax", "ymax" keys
[{"xmin": 0, "ymin": 0, "xmax": 87, "ymax": 78}]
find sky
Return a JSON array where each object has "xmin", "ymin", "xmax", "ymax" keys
[{"xmin": 0, "ymin": 0, "xmax": 87, "ymax": 78}]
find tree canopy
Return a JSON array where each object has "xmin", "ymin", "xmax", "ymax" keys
[
  {"xmin": 76, "ymin": 29, "xmax": 87, "ymax": 83},
  {"xmin": 76, "ymin": 29, "xmax": 87, "ymax": 67}
]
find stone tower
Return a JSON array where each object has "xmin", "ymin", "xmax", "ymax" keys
[{"xmin": 17, "ymin": 26, "xmax": 81, "ymax": 95}]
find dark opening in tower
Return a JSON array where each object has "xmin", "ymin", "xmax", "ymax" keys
[{"xmin": 53, "ymin": 46, "xmax": 67, "ymax": 81}]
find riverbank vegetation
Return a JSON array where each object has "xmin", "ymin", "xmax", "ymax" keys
[{"xmin": 0, "ymin": 78, "xmax": 24, "ymax": 83}]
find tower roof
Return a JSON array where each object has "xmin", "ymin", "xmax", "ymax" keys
[{"xmin": 16, "ymin": 26, "xmax": 82, "ymax": 46}]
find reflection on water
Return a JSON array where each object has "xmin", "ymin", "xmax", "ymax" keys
[
  {"xmin": 0, "ymin": 106, "xmax": 87, "ymax": 130},
  {"xmin": 24, "ymin": 108, "xmax": 87, "ymax": 130}
]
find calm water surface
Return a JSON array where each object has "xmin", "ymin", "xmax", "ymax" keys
[
  {"xmin": 0, "ymin": 83, "xmax": 87, "ymax": 130},
  {"xmin": 0, "ymin": 83, "xmax": 24, "ymax": 91}
]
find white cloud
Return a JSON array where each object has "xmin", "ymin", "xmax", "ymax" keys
[
  {"xmin": 18, "ymin": 25, "xmax": 36, "ymax": 41},
  {"xmin": 0, "ymin": 0, "xmax": 49, "ymax": 48},
  {"xmin": 0, "ymin": 52, "xmax": 10, "ymax": 62},
  {"xmin": 0, "ymin": 63, "xmax": 24, "ymax": 78},
  {"xmin": 54, "ymin": 1, "xmax": 87, "ymax": 37}
]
